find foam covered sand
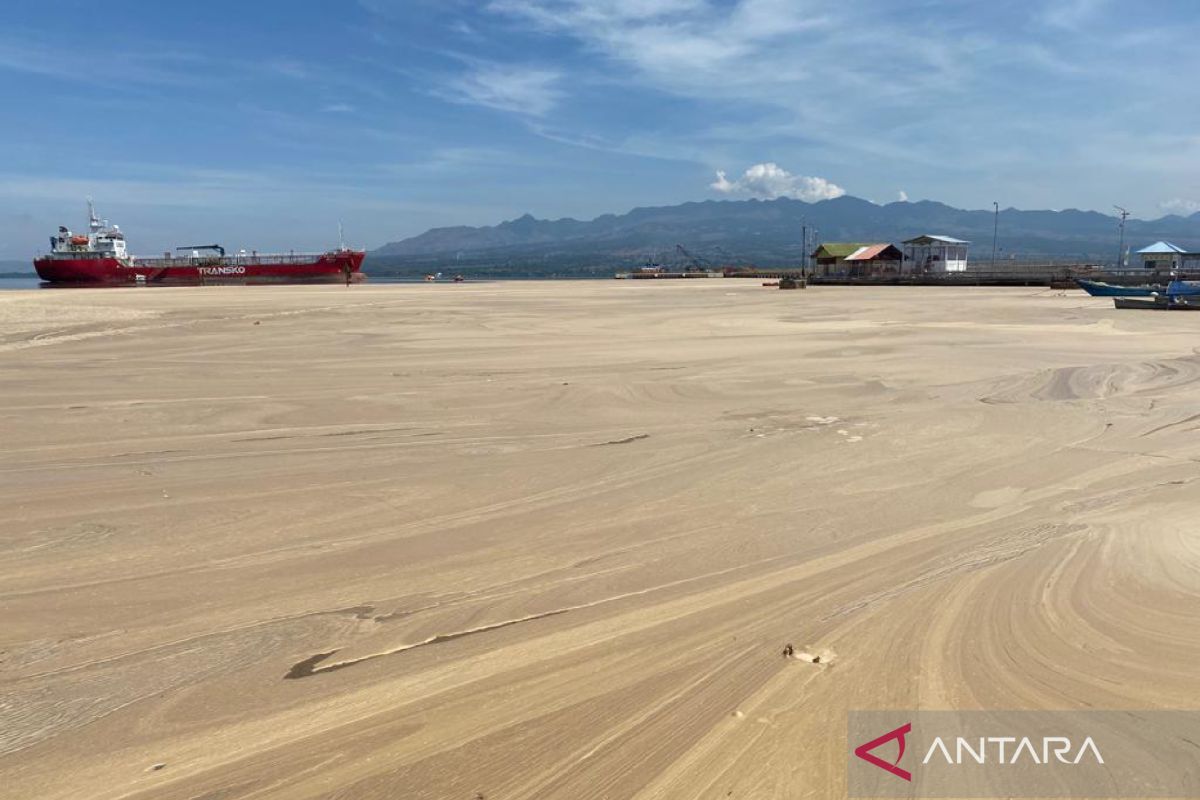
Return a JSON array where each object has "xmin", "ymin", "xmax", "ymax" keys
[{"xmin": 2, "ymin": 282, "xmax": 1199, "ymax": 799}]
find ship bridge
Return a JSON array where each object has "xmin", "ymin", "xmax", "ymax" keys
[{"xmin": 49, "ymin": 200, "xmax": 128, "ymax": 260}]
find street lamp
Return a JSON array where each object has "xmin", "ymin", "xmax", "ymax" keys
[
  {"xmin": 1114, "ymin": 205, "xmax": 1130, "ymax": 269},
  {"xmin": 991, "ymin": 201, "xmax": 999, "ymax": 269}
]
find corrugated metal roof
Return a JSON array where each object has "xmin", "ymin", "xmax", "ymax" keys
[
  {"xmin": 1137, "ymin": 241, "xmax": 1186, "ymax": 254},
  {"xmin": 844, "ymin": 243, "xmax": 897, "ymax": 261},
  {"xmin": 903, "ymin": 234, "xmax": 970, "ymax": 245}
]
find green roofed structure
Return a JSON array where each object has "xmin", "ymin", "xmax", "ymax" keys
[{"xmin": 811, "ymin": 242, "xmax": 871, "ymax": 276}]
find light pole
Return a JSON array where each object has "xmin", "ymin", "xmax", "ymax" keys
[
  {"xmin": 991, "ymin": 201, "xmax": 999, "ymax": 269},
  {"xmin": 1114, "ymin": 205, "xmax": 1130, "ymax": 269},
  {"xmin": 801, "ymin": 221, "xmax": 808, "ymax": 276}
]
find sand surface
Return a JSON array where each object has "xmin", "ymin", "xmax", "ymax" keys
[{"xmin": 2, "ymin": 281, "xmax": 1199, "ymax": 799}]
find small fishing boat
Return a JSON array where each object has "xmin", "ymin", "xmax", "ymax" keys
[
  {"xmin": 1166, "ymin": 279, "xmax": 1200, "ymax": 296},
  {"xmin": 1113, "ymin": 296, "xmax": 1200, "ymax": 310},
  {"xmin": 1077, "ymin": 278, "xmax": 1161, "ymax": 297}
]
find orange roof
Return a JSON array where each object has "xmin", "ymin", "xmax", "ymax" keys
[{"xmin": 843, "ymin": 243, "xmax": 897, "ymax": 261}]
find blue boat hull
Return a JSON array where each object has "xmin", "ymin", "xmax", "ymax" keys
[
  {"xmin": 1167, "ymin": 280, "xmax": 1200, "ymax": 296},
  {"xmin": 1077, "ymin": 279, "xmax": 1158, "ymax": 297}
]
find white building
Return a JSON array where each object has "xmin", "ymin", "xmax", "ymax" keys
[
  {"xmin": 1136, "ymin": 241, "xmax": 1186, "ymax": 271},
  {"xmin": 902, "ymin": 235, "xmax": 970, "ymax": 273}
]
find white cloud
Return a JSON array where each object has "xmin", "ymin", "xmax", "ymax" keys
[
  {"xmin": 483, "ymin": 0, "xmax": 994, "ymax": 171},
  {"xmin": 321, "ymin": 103, "xmax": 356, "ymax": 113},
  {"xmin": 897, "ymin": 190, "xmax": 909, "ymax": 202},
  {"xmin": 440, "ymin": 62, "xmax": 562, "ymax": 116},
  {"xmin": 710, "ymin": 162, "xmax": 845, "ymax": 201},
  {"xmin": 1159, "ymin": 198, "xmax": 1200, "ymax": 215},
  {"xmin": 489, "ymin": 0, "xmax": 830, "ymax": 98}
]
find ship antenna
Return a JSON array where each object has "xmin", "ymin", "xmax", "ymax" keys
[{"xmin": 87, "ymin": 197, "xmax": 101, "ymax": 233}]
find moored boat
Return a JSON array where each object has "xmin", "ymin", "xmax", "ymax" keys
[
  {"xmin": 34, "ymin": 201, "xmax": 365, "ymax": 285},
  {"xmin": 1077, "ymin": 278, "xmax": 1160, "ymax": 297},
  {"xmin": 1166, "ymin": 279, "xmax": 1200, "ymax": 296},
  {"xmin": 1113, "ymin": 296, "xmax": 1200, "ymax": 310}
]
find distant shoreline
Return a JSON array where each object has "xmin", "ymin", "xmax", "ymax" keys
[{"xmin": 0, "ymin": 274, "xmax": 619, "ymax": 290}]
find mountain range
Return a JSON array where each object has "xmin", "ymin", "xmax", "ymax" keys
[{"xmin": 374, "ymin": 196, "xmax": 1200, "ymax": 270}]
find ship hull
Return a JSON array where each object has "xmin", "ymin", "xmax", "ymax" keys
[
  {"xmin": 1076, "ymin": 278, "xmax": 1159, "ymax": 297},
  {"xmin": 33, "ymin": 251, "xmax": 366, "ymax": 285}
]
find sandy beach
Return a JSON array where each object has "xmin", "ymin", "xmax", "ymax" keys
[{"xmin": 2, "ymin": 281, "xmax": 1199, "ymax": 799}]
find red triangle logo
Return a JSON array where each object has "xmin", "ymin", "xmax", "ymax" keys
[{"xmin": 854, "ymin": 722, "xmax": 912, "ymax": 782}]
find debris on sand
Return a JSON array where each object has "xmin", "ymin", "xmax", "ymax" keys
[
  {"xmin": 147, "ymin": 763, "xmax": 166, "ymax": 772},
  {"xmin": 782, "ymin": 643, "xmax": 795, "ymax": 658},
  {"xmin": 591, "ymin": 434, "xmax": 650, "ymax": 447},
  {"xmin": 795, "ymin": 647, "xmax": 835, "ymax": 665}
]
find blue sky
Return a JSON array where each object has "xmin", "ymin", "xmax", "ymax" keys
[{"xmin": 2, "ymin": 0, "xmax": 1198, "ymax": 258}]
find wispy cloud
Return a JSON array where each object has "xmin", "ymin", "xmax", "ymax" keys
[
  {"xmin": 1159, "ymin": 198, "xmax": 1200, "ymax": 216},
  {"xmin": 482, "ymin": 0, "xmax": 983, "ymax": 158},
  {"xmin": 0, "ymin": 33, "xmax": 209, "ymax": 86},
  {"xmin": 1039, "ymin": 0, "xmax": 1109, "ymax": 30},
  {"xmin": 265, "ymin": 58, "xmax": 311, "ymax": 79},
  {"xmin": 488, "ymin": 0, "xmax": 831, "ymax": 98},
  {"xmin": 437, "ymin": 61, "xmax": 563, "ymax": 116},
  {"xmin": 475, "ymin": 0, "xmax": 1200, "ymax": 214},
  {"xmin": 711, "ymin": 163, "xmax": 845, "ymax": 201}
]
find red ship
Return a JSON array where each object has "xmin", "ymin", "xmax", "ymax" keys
[{"xmin": 34, "ymin": 201, "xmax": 365, "ymax": 285}]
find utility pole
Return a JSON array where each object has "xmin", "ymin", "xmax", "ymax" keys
[
  {"xmin": 991, "ymin": 201, "xmax": 999, "ymax": 269},
  {"xmin": 801, "ymin": 222, "xmax": 808, "ymax": 276},
  {"xmin": 1114, "ymin": 205, "xmax": 1130, "ymax": 269}
]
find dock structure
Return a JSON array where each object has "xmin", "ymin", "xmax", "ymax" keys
[
  {"xmin": 902, "ymin": 234, "xmax": 971, "ymax": 273},
  {"xmin": 613, "ymin": 269, "xmax": 723, "ymax": 279},
  {"xmin": 616, "ymin": 237, "xmax": 1200, "ymax": 287},
  {"xmin": 811, "ymin": 265, "xmax": 1079, "ymax": 286},
  {"xmin": 723, "ymin": 267, "xmax": 807, "ymax": 279}
]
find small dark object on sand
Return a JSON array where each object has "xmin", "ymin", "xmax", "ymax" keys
[
  {"xmin": 812, "ymin": 655, "xmax": 821, "ymax": 664},
  {"xmin": 253, "ymin": 320, "xmax": 260, "ymax": 325},
  {"xmin": 782, "ymin": 643, "xmax": 794, "ymax": 658}
]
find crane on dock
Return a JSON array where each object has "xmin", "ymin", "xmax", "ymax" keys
[{"xmin": 675, "ymin": 244, "xmax": 712, "ymax": 272}]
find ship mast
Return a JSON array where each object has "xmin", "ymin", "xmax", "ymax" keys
[{"xmin": 87, "ymin": 197, "xmax": 102, "ymax": 233}]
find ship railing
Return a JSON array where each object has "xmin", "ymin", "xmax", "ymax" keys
[{"xmin": 132, "ymin": 252, "xmax": 334, "ymax": 268}]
